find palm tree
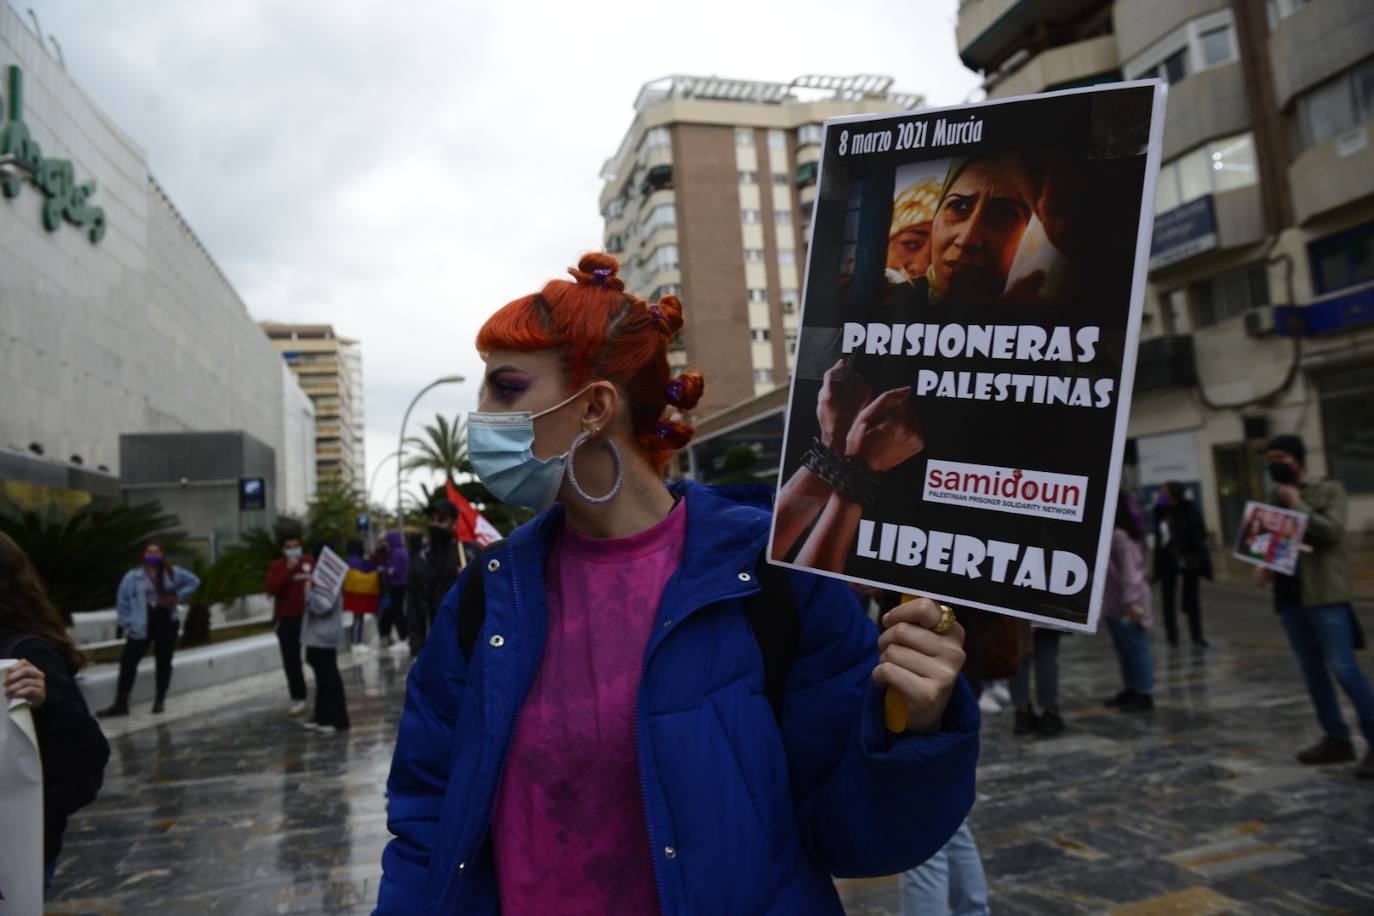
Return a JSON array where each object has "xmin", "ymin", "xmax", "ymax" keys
[{"xmin": 403, "ymin": 414, "xmax": 467, "ymax": 484}]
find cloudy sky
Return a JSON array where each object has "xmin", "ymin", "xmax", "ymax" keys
[{"xmin": 27, "ymin": 0, "xmax": 980, "ymax": 506}]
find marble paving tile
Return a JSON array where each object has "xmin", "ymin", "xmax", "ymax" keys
[{"xmin": 45, "ymin": 583, "xmax": 1374, "ymax": 914}]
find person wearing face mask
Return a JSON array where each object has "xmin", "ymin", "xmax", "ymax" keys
[
  {"xmin": 265, "ymin": 535, "xmax": 314, "ymax": 714},
  {"xmin": 376, "ymin": 254, "xmax": 978, "ymax": 915},
  {"xmin": 406, "ymin": 499, "xmax": 462, "ymax": 655},
  {"xmin": 98, "ymin": 540, "xmax": 200, "ymax": 717},
  {"xmin": 1254, "ymin": 435, "xmax": 1371, "ymax": 778}
]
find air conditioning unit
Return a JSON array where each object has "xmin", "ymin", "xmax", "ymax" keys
[{"xmin": 1245, "ymin": 305, "xmax": 1277, "ymax": 337}]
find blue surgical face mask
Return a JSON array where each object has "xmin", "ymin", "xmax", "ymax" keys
[
  {"xmin": 467, "ymin": 385, "xmax": 593, "ymax": 512},
  {"xmin": 284, "ymin": 547, "xmax": 303, "ymax": 559}
]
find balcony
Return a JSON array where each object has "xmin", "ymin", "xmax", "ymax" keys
[
  {"xmin": 1289, "ymin": 118, "xmax": 1374, "ymax": 224},
  {"xmin": 1149, "ymin": 185, "xmax": 1265, "ymax": 273},
  {"xmin": 957, "ymin": 0, "xmax": 1111, "ymax": 71},
  {"xmin": 986, "ymin": 34, "xmax": 1119, "ymax": 98},
  {"xmin": 1113, "ymin": 0, "xmax": 1221, "ymax": 64},
  {"xmin": 1270, "ymin": 0, "xmax": 1374, "ymax": 109},
  {"xmin": 1161, "ymin": 61, "xmax": 1249, "ymax": 161},
  {"xmin": 1133, "ymin": 335, "xmax": 1197, "ymax": 392}
]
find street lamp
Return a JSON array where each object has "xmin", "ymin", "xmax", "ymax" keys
[
  {"xmin": 397, "ymin": 375, "xmax": 465, "ymax": 530},
  {"xmin": 368, "ymin": 449, "xmax": 404, "ymax": 505}
]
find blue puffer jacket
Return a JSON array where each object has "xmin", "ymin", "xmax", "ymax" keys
[{"xmin": 376, "ymin": 481, "xmax": 979, "ymax": 915}]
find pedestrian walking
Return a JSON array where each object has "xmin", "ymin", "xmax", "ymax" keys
[
  {"xmin": 265, "ymin": 534, "xmax": 313, "ymax": 715},
  {"xmin": 1103, "ymin": 492, "xmax": 1156, "ymax": 712},
  {"xmin": 1256, "ymin": 435, "xmax": 1373, "ymax": 778},
  {"xmin": 376, "ymin": 254, "xmax": 978, "ymax": 914},
  {"xmin": 99, "ymin": 540, "xmax": 199, "ymax": 716},
  {"xmin": 1152, "ymin": 481, "xmax": 1212, "ymax": 648},
  {"xmin": 379, "ymin": 530, "xmax": 410, "ymax": 653},
  {"xmin": 0, "ymin": 531, "xmax": 110, "ymax": 885},
  {"xmin": 342, "ymin": 539, "xmax": 382, "ymax": 653},
  {"xmin": 1010, "ymin": 625, "xmax": 1065, "ymax": 737},
  {"xmin": 301, "ymin": 543, "xmax": 350, "ymax": 734},
  {"xmin": 405, "ymin": 500, "xmax": 460, "ymax": 655}
]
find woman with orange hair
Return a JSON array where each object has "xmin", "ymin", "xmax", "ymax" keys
[{"xmin": 377, "ymin": 254, "xmax": 979, "ymax": 915}]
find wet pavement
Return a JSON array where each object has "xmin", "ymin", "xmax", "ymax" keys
[{"xmin": 48, "ymin": 583, "xmax": 1374, "ymax": 915}]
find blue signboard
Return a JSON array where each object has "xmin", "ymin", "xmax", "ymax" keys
[
  {"xmin": 1276, "ymin": 285, "xmax": 1374, "ymax": 337},
  {"xmin": 1150, "ymin": 195, "xmax": 1217, "ymax": 270}
]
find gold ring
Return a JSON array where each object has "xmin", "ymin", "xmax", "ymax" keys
[{"xmin": 932, "ymin": 604, "xmax": 956, "ymax": 636}]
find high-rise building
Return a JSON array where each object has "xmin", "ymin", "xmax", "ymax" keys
[
  {"xmin": 262, "ymin": 323, "xmax": 364, "ymax": 488},
  {"xmin": 599, "ymin": 75, "xmax": 924, "ymax": 416},
  {"xmin": 955, "ymin": 0, "xmax": 1374, "ymax": 537}
]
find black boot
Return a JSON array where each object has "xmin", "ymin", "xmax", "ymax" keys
[
  {"xmin": 1037, "ymin": 710, "xmax": 1066, "ymax": 737},
  {"xmin": 152, "ymin": 695, "xmax": 166, "ymax": 714},
  {"xmin": 1296, "ymin": 736, "xmax": 1356, "ymax": 765},
  {"xmin": 1013, "ymin": 707, "xmax": 1039, "ymax": 735},
  {"xmin": 98, "ymin": 695, "xmax": 130, "ymax": 718},
  {"xmin": 1105, "ymin": 688, "xmax": 1138, "ymax": 707},
  {"xmin": 1119, "ymin": 693, "xmax": 1155, "ymax": 713}
]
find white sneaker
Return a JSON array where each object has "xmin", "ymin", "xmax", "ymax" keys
[
  {"xmin": 314, "ymin": 724, "xmax": 339, "ymax": 734},
  {"xmin": 388, "ymin": 640, "xmax": 410, "ymax": 655},
  {"xmin": 978, "ymin": 693, "xmax": 1004, "ymax": 715},
  {"xmin": 301, "ymin": 720, "xmax": 321, "ymax": 731},
  {"xmin": 350, "ymin": 644, "xmax": 368, "ymax": 655},
  {"xmin": 287, "ymin": 700, "xmax": 308, "ymax": 716},
  {"xmin": 989, "ymin": 682, "xmax": 1012, "ymax": 705}
]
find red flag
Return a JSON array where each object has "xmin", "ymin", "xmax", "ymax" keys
[{"xmin": 446, "ymin": 479, "xmax": 499, "ymax": 546}]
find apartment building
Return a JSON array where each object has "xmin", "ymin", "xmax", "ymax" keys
[
  {"xmin": 956, "ymin": 0, "xmax": 1374, "ymax": 539},
  {"xmin": 262, "ymin": 323, "xmax": 364, "ymax": 488},
  {"xmin": 599, "ymin": 75, "xmax": 924, "ymax": 418}
]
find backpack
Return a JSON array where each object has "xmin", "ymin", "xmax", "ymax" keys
[{"xmin": 457, "ymin": 541, "xmax": 801, "ymax": 721}]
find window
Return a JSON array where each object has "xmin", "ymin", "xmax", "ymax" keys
[
  {"xmin": 1318, "ymin": 365, "xmax": 1374, "ymax": 493},
  {"xmin": 744, "ymin": 248, "xmax": 765, "ymax": 263},
  {"xmin": 641, "ymin": 204, "xmax": 676, "ymax": 233},
  {"xmin": 1266, "ymin": 0, "xmax": 1312, "ymax": 29},
  {"xmin": 1155, "ymin": 132, "xmax": 1258, "ymax": 213},
  {"xmin": 1124, "ymin": 12, "xmax": 1238, "ymax": 84},
  {"xmin": 605, "ymin": 233, "xmax": 625, "ymax": 254},
  {"xmin": 738, "ymin": 170, "xmax": 758, "ymax": 184},
  {"xmin": 637, "ymin": 127, "xmax": 671, "ymax": 159},
  {"xmin": 753, "ymin": 368, "xmax": 774, "ymax": 385},
  {"xmin": 768, "ymin": 129, "xmax": 786, "ymax": 150},
  {"xmin": 1293, "ymin": 57, "xmax": 1374, "ymax": 152},
  {"xmin": 775, "ymin": 210, "xmax": 793, "ymax": 225},
  {"xmin": 786, "ymin": 330, "xmax": 799, "ymax": 354},
  {"xmin": 742, "ymin": 209, "xmax": 761, "ymax": 223},
  {"xmin": 1198, "ymin": 25, "xmax": 1235, "ymax": 67},
  {"xmin": 1192, "ymin": 263, "xmax": 1269, "ymax": 327},
  {"xmin": 747, "ymin": 288, "xmax": 768, "ymax": 303},
  {"xmin": 798, "ymin": 123, "xmax": 824, "ymax": 146},
  {"xmin": 772, "ymin": 172, "xmax": 789, "ymax": 185},
  {"xmin": 781, "ymin": 290, "xmax": 800, "ymax": 313},
  {"xmin": 777, "ymin": 250, "xmax": 796, "ymax": 266},
  {"xmin": 604, "ymin": 198, "xmax": 625, "ymax": 221},
  {"xmin": 644, "ymin": 244, "xmax": 679, "ymax": 273},
  {"xmin": 734, "ymin": 127, "xmax": 754, "ymax": 146},
  {"xmin": 650, "ymin": 283, "xmax": 681, "ymax": 301},
  {"xmin": 751, "ymin": 327, "xmax": 771, "ymax": 342},
  {"xmin": 1309, "ymin": 220, "xmax": 1374, "ymax": 294}
]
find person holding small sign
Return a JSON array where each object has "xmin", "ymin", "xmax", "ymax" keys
[
  {"xmin": 1255, "ymin": 435, "xmax": 1372, "ymax": 778},
  {"xmin": 375, "ymin": 255, "xmax": 979, "ymax": 915}
]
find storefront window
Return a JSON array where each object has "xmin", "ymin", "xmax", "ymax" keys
[{"xmin": 1318, "ymin": 366, "xmax": 1374, "ymax": 493}]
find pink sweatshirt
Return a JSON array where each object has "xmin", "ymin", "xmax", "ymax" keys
[
  {"xmin": 492, "ymin": 499, "xmax": 687, "ymax": 915},
  {"xmin": 1103, "ymin": 528, "xmax": 1153, "ymax": 625}
]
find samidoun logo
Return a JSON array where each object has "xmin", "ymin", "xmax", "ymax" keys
[{"xmin": 923, "ymin": 459, "xmax": 1088, "ymax": 523}]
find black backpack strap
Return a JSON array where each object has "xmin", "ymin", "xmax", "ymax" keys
[
  {"xmin": 458, "ymin": 540, "xmax": 506, "ymax": 661},
  {"xmin": 743, "ymin": 558, "xmax": 801, "ymax": 722}
]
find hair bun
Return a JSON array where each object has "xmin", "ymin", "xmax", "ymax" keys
[
  {"xmin": 569, "ymin": 252, "xmax": 625, "ymax": 291},
  {"xmin": 664, "ymin": 372, "xmax": 704, "ymax": 411}
]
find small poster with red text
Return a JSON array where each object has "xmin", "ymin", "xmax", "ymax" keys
[
  {"xmin": 1233, "ymin": 501, "xmax": 1308, "ymax": 577},
  {"xmin": 768, "ymin": 81, "xmax": 1166, "ymax": 633}
]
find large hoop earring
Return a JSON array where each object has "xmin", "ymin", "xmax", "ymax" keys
[{"xmin": 566, "ymin": 430, "xmax": 623, "ymax": 504}]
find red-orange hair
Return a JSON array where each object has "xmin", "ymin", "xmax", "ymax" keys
[{"xmin": 475, "ymin": 253, "xmax": 705, "ymax": 472}]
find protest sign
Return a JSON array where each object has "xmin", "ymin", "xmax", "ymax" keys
[
  {"xmin": 311, "ymin": 546, "xmax": 350, "ymax": 601},
  {"xmin": 1233, "ymin": 500, "xmax": 1308, "ymax": 576},
  {"xmin": 0, "ymin": 659, "xmax": 43, "ymax": 915},
  {"xmin": 768, "ymin": 81, "xmax": 1166, "ymax": 633}
]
